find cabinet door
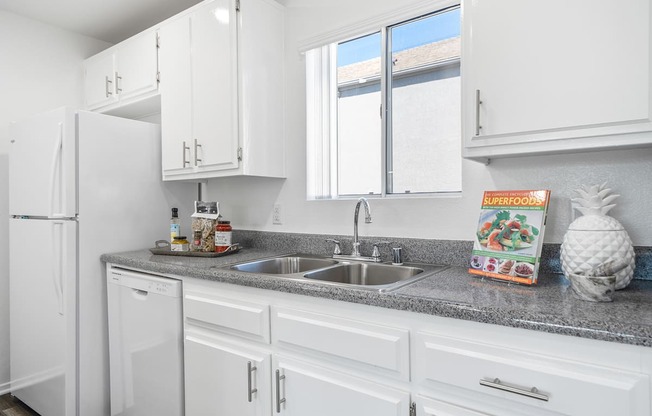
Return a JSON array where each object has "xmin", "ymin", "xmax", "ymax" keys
[
  {"xmin": 84, "ymin": 52, "xmax": 116, "ymax": 110},
  {"xmin": 184, "ymin": 333, "xmax": 271, "ymax": 416},
  {"xmin": 191, "ymin": 0, "xmax": 239, "ymax": 172},
  {"xmin": 463, "ymin": 0, "xmax": 652, "ymax": 159},
  {"xmin": 274, "ymin": 357, "xmax": 410, "ymax": 416},
  {"xmin": 237, "ymin": 0, "xmax": 285, "ymax": 177},
  {"xmin": 115, "ymin": 30, "xmax": 159, "ymax": 102},
  {"xmin": 159, "ymin": 15, "xmax": 193, "ymax": 174}
]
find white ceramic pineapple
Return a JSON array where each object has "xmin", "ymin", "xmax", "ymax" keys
[{"xmin": 561, "ymin": 183, "xmax": 635, "ymax": 290}]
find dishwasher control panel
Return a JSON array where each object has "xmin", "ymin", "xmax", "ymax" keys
[{"xmin": 108, "ymin": 267, "xmax": 182, "ymax": 298}]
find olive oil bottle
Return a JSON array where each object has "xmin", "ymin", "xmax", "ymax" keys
[{"xmin": 170, "ymin": 207, "xmax": 180, "ymax": 242}]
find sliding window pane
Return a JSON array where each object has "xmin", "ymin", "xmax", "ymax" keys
[
  {"xmin": 337, "ymin": 33, "xmax": 382, "ymax": 196},
  {"xmin": 388, "ymin": 8, "xmax": 462, "ymax": 194}
]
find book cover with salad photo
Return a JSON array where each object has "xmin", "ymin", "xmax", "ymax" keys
[{"xmin": 469, "ymin": 190, "xmax": 551, "ymax": 285}]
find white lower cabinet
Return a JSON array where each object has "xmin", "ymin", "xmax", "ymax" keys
[
  {"xmin": 274, "ymin": 356, "xmax": 410, "ymax": 416},
  {"xmin": 175, "ymin": 275, "xmax": 652, "ymax": 416},
  {"xmin": 184, "ymin": 331, "xmax": 272, "ymax": 416},
  {"xmin": 414, "ymin": 331, "xmax": 650, "ymax": 416}
]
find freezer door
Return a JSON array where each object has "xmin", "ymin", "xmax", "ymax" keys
[
  {"xmin": 9, "ymin": 218, "xmax": 77, "ymax": 416},
  {"xmin": 9, "ymin": 107, "xmax": 76, "ymax": 218}
]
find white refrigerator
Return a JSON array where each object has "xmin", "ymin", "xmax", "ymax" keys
[{"xmin": 8, "ymin": 107, "xmax": 191, "ymax": 416}]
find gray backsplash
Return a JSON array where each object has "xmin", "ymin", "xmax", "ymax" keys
[{"xmin": 233, "ymin": 230, "xmax": 652, "ymax": 281}]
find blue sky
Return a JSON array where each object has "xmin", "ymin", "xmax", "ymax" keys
[{"xmin": 337, "ymin": 8, "xmax": 460, "ymax": 67}]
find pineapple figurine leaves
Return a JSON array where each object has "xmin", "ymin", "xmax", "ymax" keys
[{"xmin": 561, "ymin": 183, "xmax": 635, "ymax": 290}]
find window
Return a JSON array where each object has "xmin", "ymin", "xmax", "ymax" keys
[{"xmin": 306, "ymin": 6, "xmax": 461, "ymax": 199}]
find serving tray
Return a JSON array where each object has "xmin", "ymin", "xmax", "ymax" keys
[{"xmin": 149, "ymin": 240, "xmax": 241, "ymax": 257}]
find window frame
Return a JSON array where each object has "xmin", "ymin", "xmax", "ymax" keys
[{"xmin": 305, "ymin": 2, "xmax": 462, "ymax": 200}]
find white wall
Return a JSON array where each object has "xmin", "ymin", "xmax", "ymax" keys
[
  {"xmin": 0, "ymin": 11, "xmax": 111, "ymax": 388},
  {"xmin": 206, "ymin": 0, "xmax": 652, "ymax": 247},
  {"xmin": 0, "ymin": 11, "xmax": 111, "ymax": 154}
]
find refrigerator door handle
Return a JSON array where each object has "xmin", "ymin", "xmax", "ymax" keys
[
  {"xmin": 49, "ymin": 122, "xmax": 64, "ymax": 218},
  {"xmin": 52, "ymin": 221, "xmax": 64, "ymax": 316}
]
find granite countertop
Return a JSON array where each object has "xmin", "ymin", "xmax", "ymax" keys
[{"xmin": 101, "ymin": 249, "xmax": 652, "ymax": 347}]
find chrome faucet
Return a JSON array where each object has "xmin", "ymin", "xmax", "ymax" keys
[
  {"xmin": 325, "ymin": 197, "xmax": 378, "ymax": 261},
  {"xmin": 352, "ymin": 197, "xmax": 372, "ymax": 257}
]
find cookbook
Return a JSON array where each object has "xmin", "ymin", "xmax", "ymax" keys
[{"xmin": 468, "ymin": 190, "xmax": 551, "ymax": 285}]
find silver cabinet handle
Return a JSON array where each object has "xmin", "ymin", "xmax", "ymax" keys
[
  {"xmin": 115, "ymin": 71, "xmax": 122, "ymax": 94},
  {"xmin": 182, "ymin": 141, "xmax": 190, "ymax": 167},
  {"xmin": 475, "ymin": 89, "xmax": 483, "ymax": 136},
  {"xmin": 105, "ymin": 76, "xmax": 113, "ymax": 97},
  {"xmin": 194, "ymin": 139, "xmax": 202, "ymax": 165},
  {"xmin": 479, "ymin": 378, "xmax": 549, "ymax": 402},
  {"xmin": 247, "ymin": 361, "xmax": 257, "ymax": 403},
  {"xmin": 275, "ymin": 369, "xmax": 286, "ymax": 413}
]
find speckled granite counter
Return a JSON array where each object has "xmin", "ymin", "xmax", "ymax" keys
[{"xmin": 101, "ymin": 248, "xmax": 652, "ymax": 347}]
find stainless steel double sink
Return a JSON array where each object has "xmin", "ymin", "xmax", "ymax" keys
[{"xmin": 223, "ymin": 254, "xmax": 447, "ymax": 292}]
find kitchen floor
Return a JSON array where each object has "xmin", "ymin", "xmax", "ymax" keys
[{"xmin": 0, "ymin": 395, "xmax": 39, "ymax": 416}]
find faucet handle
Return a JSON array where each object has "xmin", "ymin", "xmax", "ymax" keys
[
  {"xmin": 371, "ymin": 241, "xmax": 391, "ymax": 262},
  {"xmin": 325, "ymin": 239, "xmax": 342, "ymax": 256}
]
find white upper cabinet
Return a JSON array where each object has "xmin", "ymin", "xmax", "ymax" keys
[
  {"xmin": 84, "ymin": 53, "xmax": 117, "ymax": 110},
  {"xmin": 83, "ymin": 29, "xmax": 159, "ymax": 116},
  {"xmin": 159, "ymin": 0, "xmax": 285, "ymax": 181},
  {"xmin": 462, "ymin": 0, "xmax": 652, "ymax": 161},
  {"xmin": 113, "ymin": 32, "xmax": 159, "ymax": 103},
  {"xmin": 159, "ymin": 0, "xmax": 239, "ymax": 177}
]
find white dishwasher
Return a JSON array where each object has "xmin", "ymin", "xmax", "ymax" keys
[{"xmin": 107, "ymin": 267, "xmax": 184, "ymax": 416}]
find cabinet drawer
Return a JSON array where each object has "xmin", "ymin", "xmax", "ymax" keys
[
  {"xmin": 414, "ymin": 331, "xmax": 650, "ymax": 416},
  {"xmin": 272, "ymin": 307, "xmax": 409, "ymax": 381},
  {"xmin": 184, "ymin": 291, "xmax": 270, "ymax": 343},
  {"xmin": 416, "ymin": 395, "xmax": 491, "ymax": 416}
]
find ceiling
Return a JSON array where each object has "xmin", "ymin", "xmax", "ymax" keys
[{"xmin": 0, "ymin": 0, "xmax": 204, "ymax": 44}]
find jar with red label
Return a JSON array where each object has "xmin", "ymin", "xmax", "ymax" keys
[{"xmin": 215, "ymin": 220, "xmax": 233, "ymax": 253}]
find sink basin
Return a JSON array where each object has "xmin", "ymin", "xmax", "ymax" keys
[
  {"xmin": 227, "ymin": 254, "xmax": 447, "ymax": 292},
  {"xmin": 303, "ymin": 263, "xmax": 423, "ymax": 286},
  {"xmin": 230, "ymin": 256, "xmax": 338, "ymax": 274}
]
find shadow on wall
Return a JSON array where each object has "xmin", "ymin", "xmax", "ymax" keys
[
  {"xmin": 0, "ymin": 154, "xmax": 9, "ymax": 386},
  {"xmin": 206, "ymin": 176, "xmax": 286, "ymax": 228},
  {"xmin": 481, "ymin": 147, "xmax": 652, "ymax": 245}
]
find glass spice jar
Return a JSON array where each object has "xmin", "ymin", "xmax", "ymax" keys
[
  {"xmin": 171, "ymin": 236, "xmax": 190, "ymax": 252},
  {"xmin": 191, "ymin": 230, "xmax": 203, "ymax": 251},
  {"xmin": 215, "ymin": 220, "xmax": 233, "ymax": 253}
]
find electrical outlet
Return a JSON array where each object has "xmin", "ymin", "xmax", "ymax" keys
[{"xmin": 273, "ymin": 204, "xmax": 282, "ymax": 225}]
